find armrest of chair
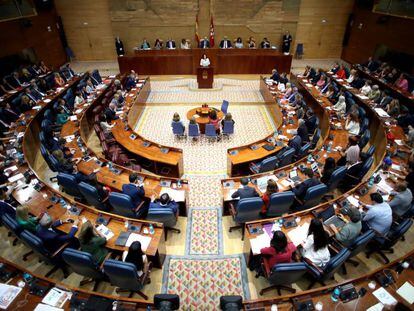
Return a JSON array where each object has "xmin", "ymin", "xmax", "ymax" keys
[
  {"xmin": 101, "ymin": 195, "xmax": 109, "ymax": 203},
  {"xmin": 328, "ymin": 244, "xmax": 340, "ymax": 256},
  {"xmin": 229, "ymin": 202, "xmax": 237, "ymax": 218},
  {"xmin": 294, "ymin": 196, "xmax": 304, "ymax": 206},
  {"xmin": 51, "ymin": 242, "xmax": 71, "ymax": 258},
  {"xmin": 345, "ymin": 173, "xmax": 359, "ymax": 182},
  {"xmin": 302, "ymin": 257, "xmax": 324, "ymax": 275},
  {"xmin": 140, "ymin": 261, "xmax": 153, "ymax": 285},
  {"xmin": 330, "ymin": 238, "xmax": 346, "ymax": 252},
  {"xmin": 134, "ymin": 201, "xmax": 145, "ymax": 213},
  {"xmin": 100, "ymin": 252, "xmax": 113, "ymax": 270},
  {"xmin": 261, "ymin": 257, "xmax": 271, "ymax": 278}
]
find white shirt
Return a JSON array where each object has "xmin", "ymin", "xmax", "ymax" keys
[
  {"xmin": 302, "ymin": 234, "xmax": 331, "ymax": 267},
  {"xmin": 361, "ymin": 85, "xmax": 371, "ymax": 95},
  {"xmin": 235, "ymin": 42, "xmax": 243, "ymax": 48},
  {"xmin": 346, "ymin": 74, "xmax": 355, "ymax": 83},
  {"xmin": 333, "ymin": 99, "xmax": 346, "ymax": 117},
  {"xmin": 200, "ymin": 58, "xmax": 210, "ymax": 67},
  {"xmin": 277, "ymin": 83, "xmax": 286, "ymax": 92},
  {"xmin": 74, "ymin": 95, "xmax": 84, "ymax": 107},
  {"xmin": 346, "ymin": 120, "xmax": 360, "ymax": 136}
]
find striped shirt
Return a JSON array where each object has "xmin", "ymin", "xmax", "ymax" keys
[{"xmin": 346, "ymin": 145, "xmax": 360, "ymax": 165}]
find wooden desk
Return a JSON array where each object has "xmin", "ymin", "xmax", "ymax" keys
[
  {"xmin": 186, "ymin": 106, "xmax": 224, "ymax": 134},
  {"xmin": 118, "ymin": 49, "xmax": 292, "ymax": 75},
  {"xmin": 0, "ymin": 257, "xmax": 153, "ymax": 309}
]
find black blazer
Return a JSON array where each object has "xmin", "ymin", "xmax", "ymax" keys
[
  {"xmin": 297, "ymin": 124, "xmax": 309, "ymax": 143},
  {"xmin": 105, "ymin": 108, "xmax": 117, "ymax": 121},
  {"xmin": 219, "ymin": 40, "xmax": 232, "ymax": 48},
  {"xmin": 293, "ymin": 177, "xmax": 321, "ymax": 200},
  {"xmin": 231, "ymin": 186, "xmax": 259, "ymax": 200},
  {"xmin": 199, "ymin": 40, "xmax": 210, "ymax": 48}
]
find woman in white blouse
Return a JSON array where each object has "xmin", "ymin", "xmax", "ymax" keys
[
  {"xmin": 235, "ymin": 37, "xmax": 244, "ymax": 49},
  {"xmin": 360, "ymin": 80, "xmax": 372, "ymax": 95},
  {"xmin": 332, "ymin": 95, "xmax": 346, "ymax": 118},
  {"xmin": 200, "ymin": 54, "xmax": 211, "ymax": 67},
  {"xmin": 99, "ymin": 114, "xmax": 114, "ymax": 135},
  {"xmin": 345, "ymin": 112, "xmax": 360, "ymax": 136},
  {"xmin": 180, "ymin": 38, "xmax": 190, "ymax": 49},
  {"xmin": 301, "ymin": 219, "xmax": 330, "ymax": 267},
  {"xmin": 346, "ymin": 69, "xmax": 356, "ymax": 84}
]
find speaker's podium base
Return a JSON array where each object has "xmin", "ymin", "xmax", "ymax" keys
[{"xmin": 197, "ymin": 67, "xmax": 214, "ymax": 89}]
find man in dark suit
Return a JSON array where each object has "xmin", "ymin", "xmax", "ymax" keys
[
  {"xmin": 288, "ymin": 135, "xmax": 302, "ymax": 155},
  {"xmin": 292, "ymin": 168, "xmax": 321, "ymax": 202},
  {"xmin": 350, "ymin": 73, "xmax": 365, "ymax": 89},
  {"xmin": 1, "ymin": 104, "xmax": 19, "ymax": 123},
  {"xmin": 36, "ymin": 214, "xmax": 78, "ymax": 253},
  {"xmin": 297, "ymin": 119, "xmax": 309, "ymax": 143},
  {"xmin": 363, "ymin": 57, "xmax": 380, "ymax": 72},
  {"xmin": 105, "ymin": 103, "xmax": 118, "ymax": 121},
  {"xmin": 125, "ymin": 73, "xmax": 136, "ymax": 91},
  {"xmin": 166, "ymin": 38, "xmax": 176, "ymax": 49},
  {"xmin": 122, "ymin": 173, "xmax": 146, "ymax": 207},
  {"xmin": 260, "ymin": 38, "xmax": 271, "ymax": 49},
  {"xmin": 231, "ymin": 178, "xmax": 259, "ymax": 200},
  {"xmin": 375, "ymin": 90, "xmax": 392, "ymax": 108},
  {"xmin": 270, "ymin": 69, "xmax": 280, "ymax": 82},
  {"xmin": 199, "ymin": 37, "xmax": 210, "ymax": 48},
  {"xmin": 305, "ymin": 110, "xmax": 317, "ymax": 134},
  {"xmin": 149, "ymin": 193, "xmax": 178, "ymax": 214},
  {"xmin": 219, "ymin": 36, "xmax": 232, "ymax": 49}
]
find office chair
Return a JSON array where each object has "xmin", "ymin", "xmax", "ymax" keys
[
  {"xmin": 325, "ymin": 166, "xmax": 347, "ymax": 193},
  {"xmin": 108, "ymin": 192, "xmax": 146, "ymax": 219},
  {"xmin": 229, "ymin": 197, "xmax": 263, "ymax": 240},
  {"xmin": 249, "ymin": 156, "xmax": 278, "ymax": 174},
  {"xmin": 310, "ymin": 129, "xmax": 321, "ymax": 150},
  {"xmin": 1, "ymin": 214, "xmax": 22, "ymax": 246},
  {"xmin": 147, "ymin": 207, "xmax": 180, "ymax": 241},
  {"xmin": 205, "ymin": 124, "xmax": 218, "ymax": 141},
  {"xmin": 358, "ymin": 130, "xmax": 370, "ymax": 149},
  {"xmin": 171, "ymin": 121, "xmax": 186, "ymax": 139},
  {"xmin": 295, "ymin": 184, "xmax": 328, "ymax": 211},
  {"xmin": 277, "ymin": 147, "xmax": 295, "ymax": 167},
  {"xmin": 221, "ymin": 100, "xmax": 229, "ymax": 114},
  {"xmin": 188, "ymin": 123, "xmax": 200, "ymax": 141},
  {"xmin": 57, "ymin": 173, "xmax": 83, "ymax": 199},
  {"xmin": 222, "ymin": 121, "xmax": 234, "ymax": 137},
  {"xmin": 78, "ymin": 182, "xmax": 109, "ymax": 211},
  {"xmin": 266, "ymin": 191, "xmax": 295, "ymax": 218}
]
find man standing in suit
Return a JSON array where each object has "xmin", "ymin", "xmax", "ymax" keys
[
  {"xmin": 282, "ymin": 31, "xmax": 292, "ymax": 54},
  {"xmin": 166, "ymin": 38, "xmax": 176, "ymax": 49},
  {"xmin": 199, "ymin": 37, "xmax": 210, "ymax": 49},
  {"xmin": 36, "ymin": 214, "xmax": 79, "ymax": 252},
  {"xmin": 297, "ymin": 119, "xmax": 309, "ymax": 143},
  {"xmin": 219, "ymin": 36, "xmax": 232, "ymax": 49},
  {"xmin": 291, "ymin": 168, "xmax": 321, "ymax": 202},
  {"xmin": 231, "ymin": 178, "xmax": 259, "ymax": 200},
  {"xmin": 122, "ymin": 173, "xmax": 146, "ymax": 207}
]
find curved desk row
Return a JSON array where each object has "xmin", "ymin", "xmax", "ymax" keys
[
  {"xmin": 118, "ymin": 48, "xmax": 292, "ymax": 75},
  {"xmin": 227, "ymin": 76, "xmax": 332, "ymax": 176},
  {"xmin": 12, "ymin": 76, "xmax": 175, "ymax": 267}
]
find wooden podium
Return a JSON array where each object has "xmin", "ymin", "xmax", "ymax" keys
[{"xmin": 197, "ymin": 67, "xmax": 214, "ymax": 89}]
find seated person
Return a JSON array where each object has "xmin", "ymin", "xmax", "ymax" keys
[
  {"xmin": 165, "ymin": 38, "xmax": 176, "ymax": 49},
  {"xmin": 311, "ymin": 69, "xmax": 322, "ymax": 85},
  {"xmin": 219, "ymin": 36, "xmax": 232, "ymax": 49},
  {"xmin": 0, "ymin": 183, "xmax": 18, "ymax": 206},
  {"xmin": 332, "ymin": 95, "xmax": 346, "ymax": 118},
  {"xmin": 330, "ymin": 207, "xmax": 362, "ymax": 247},
  {"xmin": 260, "ymin": 38, "xmax": 271, "ymax": 49},
  {"xmin": 320, "ymin": 157, "xmax": 336, "ymax": 185},
  {"xmin": 122, "ymin": 173, "xmax": 146, "ymax": 207},
  {"xmin": 209, "ymin": 110, "xmax": 221, "ymax": 134},
  {"xmin": 346, "ymin": 69, "xmax": 357, "ymax": 84},
  {"xmin": 260, "ymin": 230, "xmax": 297, "ymax": 267},
  {"xmin": 199, "ymin": 37, "xmax": 210, "ymax": 48},
  {"xmin": 335, "ymin": 65, "xmax": 347, "ymax": 79},
  {"xmin": 149, "ymin": 193, "xmax": 178, "ymax": 214},
  {"xmin": 292, "ymin": 168, "xmax": 321, "ymax": 203},
  {"xmin": 78, "ymin": 220, "xmax": 108, "ymax": 264},
  {"xmin": 87, "ymin": 173, "xmax": 109, "ymax": 202},
  {"xmin": 361, "ymin": 192, "xmax": 392, "ymax": 236},
  {"xmin": 181, "ymin": 38, "xmax": 190, "ymax": 49},
  {"xmin": 330, "ymin": 62, "xmax": 340, "ymax": 74},
  {"xmin": 350, "ymin": 73, "xmax": 364, "ymax": 89},
  {"xmin": 123, "ymin": 241, "xmax": 148, "ymax": 279},
  {"xmin": 304, "ymin": 110, "xmax": 317, "ymax": 134},
  {"xmin": 56, "ymin": 107, "xmax": 69, "ymax": 125},
  {"xmin": 345, "ymin": 112, "xmax": 360, "ymax": 136},
  {"xmin": 52, "ymin": 149, "xmax": 74, "ymax": 173},
  {"xmin": 363, "ymin": 57, "xmax": 380, "ymax": 72},
  {"xmin": 270, "ymin": 69, "xmax": 280, "ymax": 82},
  {"xmin": 200, "ymin": 54, "xmax": 210, "ymax": 67},
  {"xmin": 19, "ymin": 95, "xmax": 34, "ymax": 112},
  {"xmin": 316, "ymin": 75, "xmax": 327, "ymax": 88},
  {"xmin": 140, "ymin": 38, "xmax": 151, "ymax": 50},
  {"xmin": 54, "ymin": 73, "xmax": 65, "ymax": 87},
  {"xmin": 288, "ymin": 135, "xmax": 302, "ymax": 155},
  {"xmin": 221, "ymin": 113, "xmax": 235, "ymax": 130},
  {"xmin": 389, "ymin": 182, "xmax": 412, "ymax": 217},
  {"xmin": 171, "ymin": 112, "xmax": 185, "ymax": 132},
  {"xmin": 104, "ymin": 103, "xmax": 119, "ymax": 121},
  {"xmin": 248, "ymin": 36, "xmax": 256, "ymax": 48},
  {"xmin": 74, "ymin": 90, "xmax": 84, "ymax": 108},
  {"xmin": 154, "ymin": 38, "xmax": 163, "ymax": 50},
  {"xmin": 297, "ymin": 119, "xmax": 309, "ymax": 143},
  {"xmin": 337, "ymin": 136, "xmax": 360, "ymax": 166},
  {"xmin": 231, "ymin": 177, "xmax": 259, "ymax": 200},
  {"xmin": 85, "ymin": 79, "xmax": 95, "ymax": 94},
  {"xmin": 16, "ymin": 205, "xmax": 40, "ymax": 232},
  {"xmin": 234, "ymin": 37, "xmax": 243, "ymax": 48},
  {"xmin": 394, "ymin": 73, "xmax": 408, "ymax": 92},
  {"xmin": 386, "ymin": 98, "xmax": 400, "ymax": 118},
  {"xmin": 261, "ymin": 179, "xmax": 279, "ymax": 215},
  {"xmin": 188, "ymin": 117, "xmax": 199, "ymax": 136},
  {"xmin": 125, "ymin": 73, "xmax": 137, "ymax": 91},
  {"xmin": 99, "ymin": 114, "xmax": 114, "ymax": 135},
  {"xmin": 367, "ymin": 85, "xmax": 381, "ymax": 101},
  {"xmin": 301, "ymin": 218, "xmax": 330, "ymax": 267},
  {"xmin": 360, "ymin": 80, "xmax": 372, "ymax": 95},
  {"xmin": 36, "ymin": 213, "xmax": 79, "ymax": 253}
]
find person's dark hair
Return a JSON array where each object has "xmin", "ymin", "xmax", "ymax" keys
[
  {"xmin": 303, "ymin": 168, "xmax": 314, "ymax": 178},
  {"xmin": 323, "ymin": 157, "xmax": 336, "ymax": 172},
  {"xmin": 159, "ymin": 193, "xmax": 171, "ymax": 205},
  {"xmin": 125, "ymin": 241, "xmax": 144, "ymax": 271},
  {"xmin": 266, "ymin": 179, "xmax": 278, "ymax": 194},
  {"xmin": 129, "ymin": 173, "xmax": 138, "ymax": 183},
  {"xmin": 237, "ymin": 37, "xmax": 242, "ymax": 43},
  {"xmin": 88, "ymin": 173, "xmax": 99, "ymax": 186},
  {"xmin": 78, "ymin": 222, "xmax": 95, "ymax": 244},
  {"xmin": 308, "ymin": 218, "xmax": 329, "ymax": 251},
  {"xmin": 240, "ymin": 178, "xmax": 249, "ymax": 186},
  {"xmin": 271, "ymin": 231, "xmax": 288, "ymax": 253},
  {"xmin": 348, "ymin": 136, "xmax": 358, "ymax": 146},
  {"xmin": 209, "ymin": 110, "xmax": 217, "ymax": 120},
  {"xmin": 99, "ymin": 114, "xmax": 106, "ymax": 122},
  {"xmin": 370, "ymin": 192, "xmax": 383, "ymax": 203}
]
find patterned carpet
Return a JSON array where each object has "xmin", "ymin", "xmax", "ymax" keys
[
  {"xmin": 186, "ymin": 207, "xmax": 223, "ymax": 256},
  {"xmin": 162, "ymin": 255, "xmax": 249, "ymax": 310},
  {"xmin": 147, "ymin": 78, "xmax": 264, "ymax": 103}
]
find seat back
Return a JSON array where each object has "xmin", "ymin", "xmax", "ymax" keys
[
  {"xmin": 358, "ymin": 130, "xmax": 370, "ymax": 149},
  {"xmin": 222, "ymin": 121, "xmax": 234, "ymax": 135},
  {"xmin": 301, "ymin": 184, "xmax": 328, "ymax": 210},
  {"xmin": 1, "ymin": 214, "xmax": 22, "ymax": 236},
  {"xmin": 322, "ymin": 249, "xmax": 350, "ymax": 280},
  {"xmin": 20, "ymin": 230, "xmax": 53, "ymax": 263},
  {"xmin": 235, "ymin": 197, "xmax": 263, "ymax": 224},
  {"xmin": 147, "ymin": 206, "xmax": 176, "ymax": 228},
  {"xmin": 221, "ymin": 100, "xmax": 229, "ymax": 114},
  {"xmin": 348, "ymin": 230, "xmax": 375, "ymax": 258},
  {"xmin": 205, "ymin": 124, "xmax": 217, "ymax": 137},
  {"xmin": 310, "ymin": 129, "xmax": 321, "ymax": 149},
  {"xmin": 109, "ymin": 192, "xmax": 137, "ymax": 218},
  {"xmin": 258, "ymin": 156, "xmax": 278, "ymax": 173},
  {"xmin": 188, "ymin": 124, "xmax": 200, "ymax": 137},
  {"xmin": 297, "ymin": 142, "xmax": 311, "ymax": 158},
  {"xmin": 278, "ymin": 148, "xmax": 295, "ymax": 167},
  {"xmin": 360, "ymin": 118, "xmax": 369, "ymax": 133},
  {"xmin": 103, "ymin": 259, "xmax": 142, "ymax": 291},
  {"xmin": 269, "ymin": 262, "xmax": 308, "ymax": 286},
  {"xmin": 267, "ymin": 191, "xmax": 295, "ymax": 217},
  {"xmin": 171, "ymin": 121, "xmax": 185, "ymax": 135},
  {"xmin": 326, "ymin": 166, "xmax": 347, "ymax": 192},
  {"xmin": 78, "ymin": 182, "xmax": 106, "ymax": 210},
  {"xmin": 363, "ymin": 145, "xmax": 375, "ymax": 158},
  {"xmin": 62, "ymin": 248, "xmax": 104, "ymax": 279},
  {"xmin": 57, "ymin": 173, "xmax": 82, "ymax": 197},
  {"xmin": 357, "ymin": 157, "xmax": 373, "ymax": 179},
  {"xmin": 385, "ymin": 219, "xmax": 413, "ymax": 249}
]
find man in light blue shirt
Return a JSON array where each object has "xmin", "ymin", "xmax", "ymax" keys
[{"xmin": 362, "ymin": 193, "xmax": 392, "ymax": 236}]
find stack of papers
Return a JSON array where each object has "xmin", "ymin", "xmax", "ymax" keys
[
  {"xmin": 42, "ymin": 288, "xmax": 71, "ymax": 308},
  {"xmin": 251, "ymin": 233, "xmax": 271, "ymax": 255},
  {"xmin": 160, "ymin": 187, "xmax": 185, "ymax": 202},
  {"xmin": 396, "ymin": 281, "xmax": 414, "ymax": 304},
  {"xmin": 96, "ymin": 224, "xmax": 114, "ymax": 240},
  {"xmin": 373, "ymin": 287, "xmax": 397, "ymax": 306},
  {"xmin": 125, "ymin": 233, "xmax": 152, "ymax": 250},
  {"xmin": 374, "ymin": 108, "xmax": 390, "ymax": 118},
  {"xmin": 8, "ymin": 173, "xmax": 24, "ymax": 183},
  {"xmin": 346, "ymin": 196, "xmax": 360, "ymax": 207},
  {"xmin": 0, "ymin": 283, "xmax": 22, "ymax": 309},
  {"xmin": 287, "ymin": 222, "xmax": 310, "ymax": 246}
]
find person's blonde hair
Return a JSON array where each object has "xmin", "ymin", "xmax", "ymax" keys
[{"xmin": 16, "ymin": 205, "xmax": 30, "ymax": 221}]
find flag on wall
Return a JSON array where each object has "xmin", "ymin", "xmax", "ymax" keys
[
  {"xmin": 209, "ymin": 15, "xmax": 215, "ymax": 47},
  {"xmin": 195, "ymin": 13, "xmax": 200, "ymax": 45}
]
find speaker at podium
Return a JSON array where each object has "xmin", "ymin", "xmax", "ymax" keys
[{"xmin": 197, "ymin": 67, "xmax": 214, "ymax": 89}]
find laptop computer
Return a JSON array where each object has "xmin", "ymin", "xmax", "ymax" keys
[
  {"xmin": 318, "ymin": 205, "xmax": 346, "ymax": 228},
  {"xmin": 289, "ymin": 169, "xmax": 301, "ymax": 182}
]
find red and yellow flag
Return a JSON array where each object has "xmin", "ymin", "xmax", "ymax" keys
[
  {"xmin": 209, "ymin": 15, "xmax": 215, "ymax": 47},
  {"xmin": 195, "ymin": 13, "xmax": 200, "ymax": 44}
]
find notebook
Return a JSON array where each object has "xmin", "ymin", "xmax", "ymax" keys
[{"xmin": 115, "ymin": 232, "xmax": 131, "ymax": 246}]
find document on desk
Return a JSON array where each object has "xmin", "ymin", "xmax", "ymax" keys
[
  {"xmin": 251, "ymin": 233, "xmax": 271, "ymax": 255},
  {"xmin": 0, "ymin": 283, "xmax": 22, "ymax": 309},
  {"xmin": 278, "ymin": 179, "xmax": 292, "ymax": 189},
  {"xmin": 287, "ymin": 223, "xmax": 310, "ymax": 246},
  {"xmin": 256, "ymin": 175, "xmax": 278, "ymax": 193},
  {"xmin": 96, "ymin": 224, "xmax": 114, "ymax": 241},
  {"xmin": 373, "ymin": 287, "xmax": 397, "ymax": 306},
  {"xmin": 160, "ymin": 187, "xmax": 185, "ymax": 202},
  {"xmin": 374, "ymin": 108, "xmax": 390, "ymax": 118},
  {"xmin": 366, "ymin": 303, "xmax": 384, "ymax": 311},
  {"xmin": 34, "ymin": 304, "xmax": 63, "ymax": 311},
  {"xmin": 346, "ymin": 196, "xmax": 360, "ymax": 208},
  {"xmin": 8, "ymin": 173, "xmax": 24, "ymax": 183},
  {"xmin": 42, "ymin": 287, "xmax": 71, "ymax": 308},
  {"xmin": 125, "ymin": 233, "xmax": 151, "ymax": 251},
  {"xmin": 396, "ymin": 281, "xmax": 414, "ymax": 304}
]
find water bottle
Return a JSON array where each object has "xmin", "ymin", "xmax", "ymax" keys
[
  {"xmin": 331, "ymin": 287, "xmax": 341, "ymax": 302},
  {"xmin": 177, "ymin": 180, "xmax": 181, "ymax": 188},
  {"xmin": 368, "ymin": 175, "xmax": 374, "ymax": 188},
  {"xmin": 108, "ymin": 161, "xmax": 113, "ymax": 170},
  {"xmin": 327, "ymin": 141, "xmax": 333, "ymax": 153},
  {"xmin": 149, "ymin": 224, "xmax": 154, "ymax": 235}
]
